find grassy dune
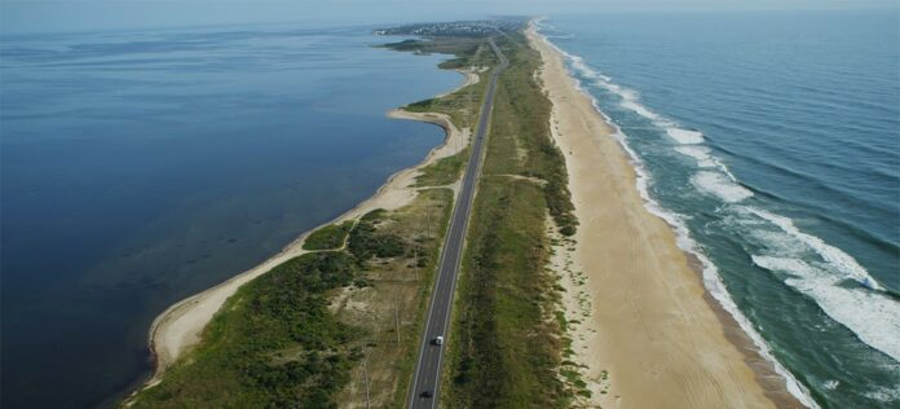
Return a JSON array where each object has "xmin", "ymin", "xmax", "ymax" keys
[{"xmin": 444, "ymin": 32, "xmax": 582, "ymax": 408}]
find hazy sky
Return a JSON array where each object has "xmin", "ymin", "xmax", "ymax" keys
[{"xmin": 2, "ymin": 0, "xmax": 897, "ymax": 34}]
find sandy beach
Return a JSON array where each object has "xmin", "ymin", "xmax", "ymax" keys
[
  {"xmin": 527, "ymin": 26, "xmax": 802, "ymax": 408},
  {"xmin": 137, "ymin": 73, "xmax": 473, "ymax": 392}
]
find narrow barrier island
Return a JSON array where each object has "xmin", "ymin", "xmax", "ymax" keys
[{"xmin": 125, "ymin": 19, "xmax": 587, "ymax": 408}]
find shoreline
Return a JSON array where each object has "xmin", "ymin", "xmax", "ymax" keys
[
  {"xmin": 132, "ymin": 70, "xmax": 474, "ymax": 396},
  {"xmin": 527, "ymin": 24, "xmax": 806, "ymax": 408}
]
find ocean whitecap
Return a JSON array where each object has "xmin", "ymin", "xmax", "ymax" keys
[
  {"xmin": 752, "ymin": 255, "xmax": 900, "ymax": 363},
  {"xmin": 675, "ymin": 146, "xmax": 718, "ymax": 168},
  {"xmin": 667, "ymin": 128, "xmax": 705, "ymax": 144},
  {"xmin": 691, "ymin": 171, "xmax": 754, "ymax": 202}
]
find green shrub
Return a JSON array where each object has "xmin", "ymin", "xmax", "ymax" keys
[
  {"xmin": 131, "ymin": 251, "xmax": 361, "ymax": 408},
  {"xmin": 348, "ymin": 213, "xmax": 406, "ymax": 261},
  {"xmin": 303, "ymin": 221, "xmax": 354, "ymax": 250}
]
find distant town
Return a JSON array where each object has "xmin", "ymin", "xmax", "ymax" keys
[{"xmin": 375, "ymin": 19, "xmax": 523, "ymax": 37}]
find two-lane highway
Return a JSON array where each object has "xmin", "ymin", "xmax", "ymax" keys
[{"xmin": 407, "ymin": 37, "xmax": 509, "ymax": 409}]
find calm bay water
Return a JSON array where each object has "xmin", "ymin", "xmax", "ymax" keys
[
  {"xmin": 0, "ymin": 24, "xmax": 458, "ymax": 408},
  {"xmin": 540, "ymin": 9, "xmax": 899, "ymax": 408}
]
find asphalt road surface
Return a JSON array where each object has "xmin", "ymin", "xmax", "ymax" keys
[{"xmin": 406, "ymin": 37, "xmax": 509, "ymax": 409}]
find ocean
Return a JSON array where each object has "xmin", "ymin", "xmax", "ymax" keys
[
  {"xmin": 0, "ymin": 24, "xmax": 458, "ymax": 408},
  {"xmin": 538, "ymin": 9, "xmax": 899, "ymax": 408}
]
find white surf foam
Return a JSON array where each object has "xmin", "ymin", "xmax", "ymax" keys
[
  {"xmin": 743, "ymin": 206, "xmax": 900, "ymax": 363},
  {"xmin": 751, "ymin": 255, "xmax": 900, "ymax": 362},
  {"xmin": 747, "ymin": 208, "xmax": 885, "ymax": 292},
  {"xmin": 620, "ymin": 98, "xmax": 661, "ymax": 121},
  {"xmin": 593, "ymin": 78, "xmax": 665, "ymax": 123},
  {"xmin": 748, "ymin": 228, "xmax": 803, "ymax": 252},
  {"xmin": 674, "ymin": 146, "xmax": 718, "ymax": 168},
  {"xmin": 667, "ymin": 128, "xmax": 705, "ymax": 144},
  {"xmin": 692, "ymin": 171, "xmax": 754, "ymax": 203},
  {"xmin": 865, "ymin": 385, "xmax": 900, "ymax": 404},
  {"xmin": 533, "ymin": 22, "xmax": 820, "ymax": 408},
  {"xmin": 547, "ymin": 36, "xmax": 665, "ymax": 124}
]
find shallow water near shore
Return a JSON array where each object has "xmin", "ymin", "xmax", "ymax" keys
[
  {"xmin": 540, "ymin": 9, "xmax": 899, "ymax": 408},
  {"xmin": 1, "ymin": 24, "xmax": 458, "ymax": 408}
]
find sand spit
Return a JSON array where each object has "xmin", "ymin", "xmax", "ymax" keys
[
  {"xmin": 435, "ymin": 67, "xmax": 480, "ymax": 98},
  {"xmin": 527, "ymin": 25, "xmax": 802, "ymax": 408}
]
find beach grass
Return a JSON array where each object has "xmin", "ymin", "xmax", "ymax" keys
[
  {"xmin": 442, "ymin": 31, "xmax": 580, "ymax": 408},
  {"xmin": 415, "ymin": 147, "xmax": 469, "ymax": 187},
  {"xmin": 333, "ymin": 188, "xmax": 455, "ymax": 408}
]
